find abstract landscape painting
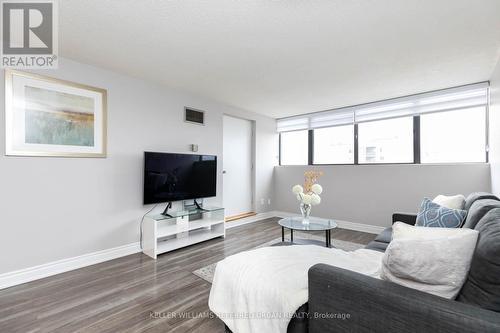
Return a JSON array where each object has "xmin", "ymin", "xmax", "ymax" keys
[
  {"xmin": 24, "ymin": 86, "xmax": 95, "ymax": 147},
  {"xmin": 5, "ymin": 70, "xmax": 107, "ymax": 157}
]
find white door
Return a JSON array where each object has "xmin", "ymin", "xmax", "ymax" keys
[{"xmin": 223, "ymin": 115, "xmax": 253, "ymax": 217}]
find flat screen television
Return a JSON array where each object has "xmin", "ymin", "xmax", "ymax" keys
[{"xmin": 143, "ymin": 152, "xmax": 217, "ymax": 204}]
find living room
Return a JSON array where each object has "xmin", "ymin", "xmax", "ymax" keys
[{"xmin": 0, "ymin": 1, "xmax": 499, "ymax": 332}]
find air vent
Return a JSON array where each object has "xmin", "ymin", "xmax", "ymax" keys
[{"xmin": 185, "ymin": 107, "xmax": 205, "ymax": 125}]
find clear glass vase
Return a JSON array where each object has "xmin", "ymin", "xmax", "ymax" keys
[{"xmin": 300, "ymin": 203, "xmax": 312, "ymax": 224}]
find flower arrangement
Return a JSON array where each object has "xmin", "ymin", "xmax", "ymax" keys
[{"xmin": 292, "ymin": 170, "xmax": 323, "ymax": 221}]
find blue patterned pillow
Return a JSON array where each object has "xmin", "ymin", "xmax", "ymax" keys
[{"xmin": 416, "ymin": 198, "xmax": 467, "ymax": 228}]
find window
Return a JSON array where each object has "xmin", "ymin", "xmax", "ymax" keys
[
  {"xmin": 358, "ymin": 117, "xmax": 414, "ymax": 163},
  {"xmin": 276, "ymin": 83, "xmax": 489, "ymax": 165},
  {"xmin": 313, "ymin": 125, "xmax": 354, "ymax": 164},
  {"xmin": 280, "ymin": 130, "xmax": 308, "ymax": 165},
  {"xmin": 421, "ymin": 107, "xmax": 486, "ymax": 163}
]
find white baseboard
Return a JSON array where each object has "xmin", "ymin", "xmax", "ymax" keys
[
  {"xmin": 1, "ymin": 212, "xmax": 278, "ymax": 290},
  {"xmin": 0, "ymin": 211, "xmax": 383, "ymax": 290},
  {"xmin": 0, "ymin": 242, "xmax": 141, "ymax": 290},
  {"xmin": 273, "ymin": 211, "xmax": 385, "ymax": 235},
  {"xmin": 226, "ymin": 210, "xmax": 385, "ymax": 234}
]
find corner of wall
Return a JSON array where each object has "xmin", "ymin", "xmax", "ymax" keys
[{"xmin": 489, "ymin": 57, "xmax": 500, "ymax": 196}]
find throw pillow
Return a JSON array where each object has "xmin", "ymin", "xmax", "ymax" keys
[
  {"xmin": 381, "ymin": 222, "xmax": 479, "ymax": 299},
  {"xmin": 416, "ymin": 198, "xmax": 467, "ymax": 228},
  {"xmin": 392, "ymin": 221, "xmax": 469, "ymax": 240},
  {"xmin": 433, "ymin": 194, "xmax": 465, "ymax": 210}
]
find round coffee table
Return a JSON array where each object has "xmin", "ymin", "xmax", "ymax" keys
[{"xmin": 278, "ymin": 216, "xmax": 338, "ymax": 247}]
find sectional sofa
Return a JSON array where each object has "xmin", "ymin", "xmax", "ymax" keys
[{"xmin": 308, "ymin": 192, "xmax": 500, "ymax": 332}]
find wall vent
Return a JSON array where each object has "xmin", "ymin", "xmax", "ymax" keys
[{"xmin": 184, "ymin": 107, "xmax": 205, "ymax": 125}]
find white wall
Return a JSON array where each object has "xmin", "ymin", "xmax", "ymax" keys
[
  {"xmin": 489, "ymin": 58, "xmax": 500, "ymax": 196},
  {"xmin": 274, "ymin": 164, "xmax": 491, "ymax": 228},
  {"xmin": 0, "ymin": 58, "xmax": 278, "ymax": 274}
]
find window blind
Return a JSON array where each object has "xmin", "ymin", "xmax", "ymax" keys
[
  {"xmin": 275, "ymin": 116, "xmax": 309, "ymax": 132},
  {"xmin": 276, "ymin": 82, "xmax": 488, "ymax": 132},
  {"xmin": 309, "ymin": 108, "xmax": 355, "ymax": 129}
]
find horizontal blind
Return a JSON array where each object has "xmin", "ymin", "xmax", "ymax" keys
[
  {"xmin": 354, "ymin": 101, "xmax": 415, "ymax": 123},
  {"xmin": 354, "ymin": 82, "xmax": 488, "ymax": 123},
  {"xmin": 276, "ymin": 82, "xmax": 488, "ymax": 132},
  {"xmin": 309, "ymin": 108, "xmax": 355, "ymax": 129},
  {"xmin": 276, "ymin": 116, "xmax": 309, "ymax": 132}
]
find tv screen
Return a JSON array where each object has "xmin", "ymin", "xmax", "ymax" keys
[{"xmin": 143, "ymin": 152, "xmax": 217, "ymax": 204}]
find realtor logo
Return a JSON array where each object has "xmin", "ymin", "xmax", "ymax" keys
[{"xmin": 1, "ymin": 0, "xmax": 58, "ymax": 68}]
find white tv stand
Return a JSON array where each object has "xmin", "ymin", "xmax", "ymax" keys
[{"xmin": 141, "ymin": 206, "xmax": 225, "ymax": 259}]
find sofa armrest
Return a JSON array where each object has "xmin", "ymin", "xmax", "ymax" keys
[
  {"xmin": 392, "ymin": 212, "xmax": 417, "ymax": 225},
  {"xmin": 308, "ymin": 264, "xmax": 500, "ymax": 333}
]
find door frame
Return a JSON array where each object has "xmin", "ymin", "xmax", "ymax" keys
[{"xmin": 222, "ymin": 114, "xmax": 256, "ymax": 217}]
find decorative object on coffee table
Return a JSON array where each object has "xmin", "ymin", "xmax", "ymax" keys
[{"xmin": 292, "ymin": 170, "xmax": 323, "ymax": 223}]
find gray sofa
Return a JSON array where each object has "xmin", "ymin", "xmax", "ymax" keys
[{"xmin": 308, "ymin": 192, "xmax": 500, "ymax": 332}]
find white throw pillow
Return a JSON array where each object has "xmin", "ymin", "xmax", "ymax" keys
[
  {"xmin": 432, "ymin": 194, "xmax": 465, "ymax": 210},
  {"xmin": 392, "ymin": 221, "xmax": 470, "ymax": 240},
  {"xmin": 381, "ymin": 222, "xmax": 478, "ymax": 299}
]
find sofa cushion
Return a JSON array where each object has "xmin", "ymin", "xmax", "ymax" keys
[
  {"xmin": 462, "ymin": 199, "xmax": 500, "ymax": 229},
  {"xmin": 374, "ymin": 227, "xmax": 392, "ymax": 243},
  {"xmin": 457, "ymin": 208, "xmax": 500, "ymax": 312},
  {"xmin": 416, "ymin": 198, "xmax": 467, "ymax": 228},
  {"xmin": 464, "ymin": 192, "xmax": 500, "ymax": 211}
]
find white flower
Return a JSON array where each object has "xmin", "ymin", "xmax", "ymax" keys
[
  {"xmin": 302, "ymin": 194, "xmax": 313, "ymax": 205},
  {"xmin": 292, "ymin": 185, "xmax": 304, "ymax": 195},
  {"xmin": 311, "ymin": 194, "xmax": 321, "ymax": 205},
  {"xmin": 296, "ymin": 194, "xmax": 303, "ymax": 201},
  {"xmin": 311, "ymin": 184, "xmax": 323, "ymax": 195}
]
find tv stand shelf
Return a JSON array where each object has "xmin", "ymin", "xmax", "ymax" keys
[{"xmin": 142, "ymin": 206, "xmax": 225, "ymax": 259}]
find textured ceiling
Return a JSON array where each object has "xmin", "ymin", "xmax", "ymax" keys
[{"xmin": 59, "ymin": 0, "xmax": 500, "ymax": 118}]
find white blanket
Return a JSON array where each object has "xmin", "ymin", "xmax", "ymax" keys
[{"xmin": 208, "ymin": 245, "xmax": 384, "ymax": 333}]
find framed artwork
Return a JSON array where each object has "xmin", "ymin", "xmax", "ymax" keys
[{"xmin": 5, "ymin": 70, "xmax": 107, "ymax": 157}]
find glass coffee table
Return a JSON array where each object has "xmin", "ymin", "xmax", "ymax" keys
[{"xmin": 279, "ymin": 216, "xmax": 337, "ymax": 247}]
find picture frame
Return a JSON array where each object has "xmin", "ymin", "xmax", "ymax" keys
[{"xmin": 4, "ymin": 69, "xmax": 107, "ymax": 157}]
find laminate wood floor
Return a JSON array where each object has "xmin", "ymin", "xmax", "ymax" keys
[{"xmin": 0, "ymin": 217, "xmax": 376, "ymax": 333}]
